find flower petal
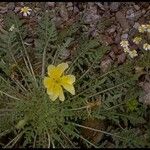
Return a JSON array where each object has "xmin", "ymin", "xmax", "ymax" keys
[
  {"xmin": 61, "ymin": 75, "xmax": 75, "ymax": 84},
  {"xmin": 49, "ymin": 94, "xmax": 57, "ymax": 101},
  {"xmin": 55, "ymin": 63, "xmax": 69, "ymax": 77},
  {"xmin": 62, "ymin": 83, "xmax": 75, "ymax": 95},
  {"xmin": 43, "ymin": 77, "xmax": 54, "ymax": 88},
  {"xmin": 47, "ymin": 65, "xmax": 55, "ymax": 77},
  {"xmin": 48, "ymin": 63, "xmax": 69, "ymax": 79},
  {"xmin": 49, "ymin": 84, "xmax": 61, "ymax": 101},
  {"xmin": 27, "ymin": 11, "xmax": 31, "ymax": 15},
  {"xmin": 23, "ymin": 12, "xmax": 27, "ymax": 17},
  {"xmin": 59, "ymin": 86, "xmax": 65, "ymax": 101}
]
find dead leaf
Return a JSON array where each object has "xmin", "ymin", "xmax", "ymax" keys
[{"xmin": 81, "ymin": 118, "xmax": 106, "ymax": 145}]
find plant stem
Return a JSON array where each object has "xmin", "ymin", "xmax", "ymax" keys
[
  {"xmin": 0, "ymin": 90, "xmax": 21, "ymax": 101},
  {"xmin": 71, "ymin": 122, "xmax": 127, "ymax": 141}
]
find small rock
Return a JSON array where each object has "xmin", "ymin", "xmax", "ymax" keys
[
  {"xmin": 7, "ymin": 2, "xmax": 15, "ymax": 10},
  {"xmin": 102, "ymin": 35, "xmax": 114, "ymax": 45},
  {"xmin": 126, "ymin": 9, "xmax": 134, "ymax": 15},
  {"xmin": 115, "ymin": 33, "xmax": 121, "ymax": 44},
  {"xmin": 121, "ymin": 33, "xmax": 128, "ymax": 40},
  {"xmin": 0, "ymin": 6, "xmax": 7, "ymax": 14},
  {"xmin": 139, "ymin": 81, "xmax": 150, "ymax": 94},
  {"xmin": 134, "ymin": 5, "xmax": 140, "ymax": 11},
  {"xmin": 88, "ymin": 2, "xmax": 95, "ymax": 7},
  {"xmin": 142, "ymin": 9, "xmax": 146, "ymax": 14},
  {"xmin": 109, "ymin": 51, "xmax": 116, "ymax": 60},
  {"xmin": 112, "ymin": 44, "xmax": 120, "ymax": 54},
  {"xmin": 104, "ymin": 2, "xmax": 109, "ymax": 10},
  {"xmin": 126, "ymin": 9, "xmax": 135, "ymax": 19},
  {"xmin": 133, "ymin": 22, "xmax": 140, "ymax": 29},
  {"xmin": 100, "ymin": 56, "xmax": 113, "ymax": 73},
  {"xmin": 25, "ymin": 38, "xmax": 34, "ymax": 44},
  {"xmin": 128, "ymin": 28, "xmax": 137, "ymax": 37},
  {"xmin": 127, "ymin": 19, "xmax": 134, "ymax": 28},
  {"xmin": 116, "ymin": 11, "xmax": 129, "ymax": 31},
  {"xmin": 84, "ymin": 11, "xmax": 99, "ymax": 24},
  {"xmin": 47, "ymin": 2, "xmax": 55, "ymax": 7},
  {"xmin": 107, "ymin": 25, "xmax": 116, "ymax": 34},
  {"xmin": 14, "ymin": 7, "xmax": 21, "ymax": 13},
  {"xmin": 110, "ymin": 2, "xmax": 120, "ymax": 12},
  {"xmin": 117, "ymin": 52, "xmax": 126, "ymax": 65},
  {"xmin": 134, "ymin": 10, "xmax": 142, "ymax": 21},
  {"xmin": 60, "ymin": 4, "xmax": 68, "ymax": 21},
  {"xmin": 95, "ymin": 2, "xmax": 105, "ymax": 11},
  {"xmin": 20, "ymin": 2, "xmax": 24, "ymax": 6},
  {"xmin": 67, "ymin": 2, "xmax": 73, "ymax": 7},
  {"xmin": 59, "ymin": 48, "xmax": 70, "ymax": 60},
  {"xmin": 139, "ymin": 81, "xmax": 150, "ymax": 105},
  {"xmin": 68, "ymin": 6, "xmax": 73, "ymax": 11},
  {"xmin": 139, "ymin": 92, "xmax": 150, "ymax": 105},
  {"xmin": 73, "ymin": 6, "xmax": 79, "ymax": 14}
]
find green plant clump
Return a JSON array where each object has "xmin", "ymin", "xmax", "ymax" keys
[{"xmin": 0, "ymin": 11, "xmax": 150, "ymax": 148}]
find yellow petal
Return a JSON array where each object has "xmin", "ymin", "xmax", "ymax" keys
[
  {"xmin": 61, "ymin": 75, "xmax": 75, "ymax": 84},
  {"xmin": 49, "ymin": 94, "xmax": 57, "ymax": 101},
  {"xmin": 47, "ymin": 65, "xmax": 55, "ymax": 77},
  {"xmin": 55, "ymin": 63, "xmax": 69, "ymax": 78},
  {"xmin": 57, "ymin": 63, "xmax": 68, "ymax": 72},
  {"xmin": 59, "ymin": 87, "xmax": 65, "ymax": 101},
  {"xmin": 43, "ymin": 77, "xmax": 54, "ymax": 88},
  {"xmin": 47, "ymin": 63, "xmax": 68, "ymax": 79},
  {"xmin": 48, "ymin": 84, "xmax": 61, "ymax": 101},
  {"xmin": 62, "ymin": 83, "xmax": 75, "ymax": 95}
]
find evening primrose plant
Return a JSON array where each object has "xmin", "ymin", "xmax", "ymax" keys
[{"xmin": 0, "ymin": 12, "xmax": 149, "ymax": 148}]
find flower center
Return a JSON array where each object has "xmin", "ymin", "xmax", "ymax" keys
[
  {"xmin": 53, "ymin": 78, "xmax": 61, "ymax": 85},
  {"xmin": 22, "ymin": 7, "xmax": 29, "ymax": 13}
]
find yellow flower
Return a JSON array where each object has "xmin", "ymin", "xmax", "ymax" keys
[
  {"xmin": 43, "ymin": 63, "xmax": 76, "ymax": 102},
  {"xmin": 120, "ymin": 40, "xmax": 129, "ymax": 48},
  {"xmin": 128, "ymin": 50, "xmax": 138, "ymax": 58},
  {"xmin": 20, "ymin": 7, "xmax": 32, "ymax": 17},
  {"xmin": 133, "ymin": 36, "xmax": 142, "ymax": 44},
  {"xmin": 143, "ymin": 43, "xmax": 150, "ymax": 51},
  {"xmin": 138, "ymin": 24, "xmax": 147, "ymax": 33},
  {"xmin": 145, "ymin": 24, "xmax": 150, "ymax": 33},
  {"xmin": 123, "ymin": 47, "xmax": 130, "ymax": 53}
]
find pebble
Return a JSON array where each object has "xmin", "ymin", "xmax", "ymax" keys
[
  {"xmin": 121, "ymin": 33, "xmax": 128, "ymax": 40},
  {"xmin": 117, "ymin": 52, "xmax": 126, "ymax": 65},
  {"xmin": 133, "ymin": 22, "xmax": 140, "ymax": 29},
  {"xmin": 7, "ymin": 2, "xmax": 15, "ymax": 10},
  {"xmin": 100, "ymin": 56, "xmax": 113, "ymax": 73},
  {"xmin": 134, "ymin": 5, "xmax": 140, "ymax": 11},
  {"xmin": 126, "ymin": 9, "xmax": 135, "ymax": 19},
  {"xmin": 0, "ymin": 6, "xmax": 7, "ymax": 13},
  {"xmin": 67, "ymin": 2, "xmax": 73, "ymax": 7},
  {"xmin": 60, "ymin": 4, "xmax": 68, "ymax": 21},
  {"xmin": 107, "ymin": 25, "xmax": 116, "ymax": 34},
  {"xmin": 59, "ymin": 48, "xmax": 70, "ymax": 60},
  {"xmin": 116, "ymin": 11, "xmax": 129, "ymax": 31},
  {"xmin": 110, "ymin": 2, "xmax": 120, "ymax": 12},
  {"xmin": 47, "ymin": 2, "xmax": 55, "ymax": 8},
  {"xmin": 115, "ymin": 33, "xmax": 121, "ymax": 44},
  {"xmin": 95, "ymin": 2, "xmax": 105, "ymax": 11},
  {"xmin": 14, "ymin": 7, "xmax": 21, "ymax": 13},
  {"xmin": 73, "ymin": 6, "xmax": 79, "ymax": 14}
]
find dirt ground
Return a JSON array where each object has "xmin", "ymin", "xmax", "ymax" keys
[{"xmin": 0, "ymin": 2, "xmax": 150, "ymax": 68}]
